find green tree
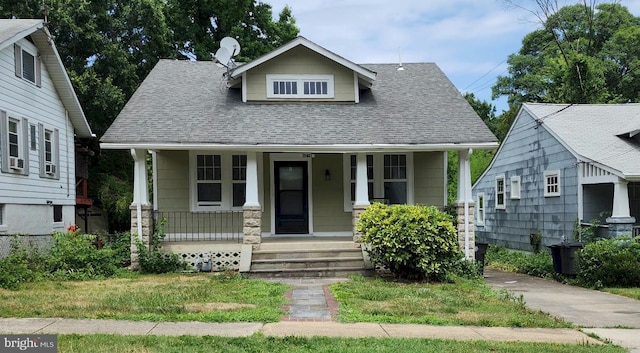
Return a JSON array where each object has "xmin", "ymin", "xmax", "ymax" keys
[
  {"xmin": 494, "ymin": 2, "xmax": 640, "ymax": 105},
  {"xmin": 166, "ymin": 0, "xmax": 298, "ymax": 61},
  {"xmin": 3, "ymin": 0, "xmax": 299, "ymax": 232}
]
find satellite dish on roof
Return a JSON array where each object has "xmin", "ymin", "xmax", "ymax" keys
[
  {"xmin": 214, "ymin": 47, "xmax": 232, "ymax": 67},
  {"xmin": 220, "ymin": 37, "xmax": 241, "ymax": 57}
]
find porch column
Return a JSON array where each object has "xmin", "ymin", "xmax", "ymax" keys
[
  {"xmin": 353, "ymin": 153, "xmax": 370, "ymax": 245},
  {"xmin": 130, "ymin": 148, "xmax": 152, "ymax": 270},
  {"xmin": 455, "ymin": 149, "xmax": 475, "ymax": 259},
  {"xmin": 243, "ymin": 151, "xmax": 262, "ymax": 248},
  {"xmin": 607, "ymin": 178, "xmax": 636, "ymax": 238}
]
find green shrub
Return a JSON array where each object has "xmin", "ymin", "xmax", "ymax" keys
[
  {"xmin": 577, "ymin": 236, "xmax": 640, "ymax": 288},
  {"xmin": 47, "ymin": 231, "xmax": 121, "ymax": 280},
  {"xmin": 0, "ymin": 238, "xmax": 39, "ymax": 290},
  {"xmin": 100, "ymin": 231, "xmax": 131, "ymax": 267},
  {"xmin": 137, "ymin": 218, "xmax": 187, "ymax": 274},
  {"xmin": 358, "ymin": 203, "xmax": 462, "ymax": 281},
  {"xmin": 485, "ymin": 245, "xmax": 555, "ymax": 279}
]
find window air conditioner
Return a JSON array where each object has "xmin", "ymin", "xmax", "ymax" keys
[
  {"xmin": 9, "ymin": 156, "xmax": 24, "ymax": 170},
  {"xmin": 45, "ymin": 163, "xmax": 56, "ymax": 175}
]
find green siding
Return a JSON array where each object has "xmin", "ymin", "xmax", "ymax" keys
[
  {"xmin": 312, "ymin": 154, "xmax": 351, "ymax": 232},
  {"xmin": 414, "ymin": 152, "xmax": 446, "ymax": 207}
]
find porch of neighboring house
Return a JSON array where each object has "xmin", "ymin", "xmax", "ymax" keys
[
  {"xmin": 579, "ymin": 162, "xmax": 640, "ymax": 239},
  {"xmin": 129, "ymin": 149, "xmax": 478, "ymax": 277}
]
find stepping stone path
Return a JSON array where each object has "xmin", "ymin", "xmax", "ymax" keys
[{"xmin": 267, "ymin": 278, "xmax": 347, "ymax": 321}]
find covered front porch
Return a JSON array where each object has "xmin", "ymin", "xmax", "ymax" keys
[
  {"xmin": 578, "ymin": 162, "xmax": 639, "ymax": 238},
  {"xmin": 129, "ymin": 148, "xmax": 479, "ymax": 272}
]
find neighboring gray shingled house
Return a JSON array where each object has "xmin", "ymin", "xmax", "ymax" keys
[
  {"xmin": 473, "ymin": 103, "xmax": 640, "ymax": 251},
  {"xmin": 101, "ymin": 36, "xmax": 497, "ymax": 272}
]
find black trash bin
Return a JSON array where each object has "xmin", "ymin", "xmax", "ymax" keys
[
  {"xmin": 549, "ymin": 242, "xmax": 584, "ymax": 276},
  {"xmin": 475, "ymin": 242, "xmax": 488, "ymax": 274}
]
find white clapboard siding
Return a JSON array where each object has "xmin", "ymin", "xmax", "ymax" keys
[{"xmin": 0, "ymin": 38, "xmax": 77, "ymax": 206}]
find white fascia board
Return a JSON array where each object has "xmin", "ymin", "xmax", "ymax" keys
[
  {"xmin": 229, "ymin": 37, "xmax": 377, "ymax": 83},
  {"xmin": 100, "ymin": 142, "xmax": 499, "ymax": 152}
]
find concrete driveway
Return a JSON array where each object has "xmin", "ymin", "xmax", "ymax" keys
[{"xmin": 484, "ymin": 268, "xmax": 640, "ymax": 352}]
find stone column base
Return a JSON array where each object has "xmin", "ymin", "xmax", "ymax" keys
[
  {"xmin": 130, "ymin": 204, "xmax": 153, "ymax": 271},
  {"xmin": 352, "ymin": 204, "xmax": 369, "ymax": 246},
  {"xmin": 606, "ymin": 216, "xmax": 636, "ymax": 238},
  {"xmin": 243, "ymin": 206, "xmax": 262, "ymax": 249},
  {"xmin": 455, "ymin": 201, "xmax": 475, "ymax": 259}
]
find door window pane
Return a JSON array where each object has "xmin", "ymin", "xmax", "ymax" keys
[{"xmin": 279, "ymin": 166, "xmax": 303, "ymax": 190}]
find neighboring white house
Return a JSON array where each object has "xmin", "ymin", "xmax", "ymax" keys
[{"xmin": 0, "ymin": 19, "xmax": 94, "ymax": 236}]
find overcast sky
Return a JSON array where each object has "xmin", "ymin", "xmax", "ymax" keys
[{"xmin": 266, "ymin": 0, "xmax": 640, "ymax": 113}]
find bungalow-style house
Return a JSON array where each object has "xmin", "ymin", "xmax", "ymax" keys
[
  {"xmin": 0, "ymin": 19, "xmax": 94, "ymax": 239},
  {"xmin": 473, "ymin": 103, "xmax": 640, "ymax": 251},
  {"xmin": 101, "ymin": 37, "xmax": 497, "ymax": 275}
]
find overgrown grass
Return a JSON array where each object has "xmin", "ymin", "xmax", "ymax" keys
[
  {"xmin": 0, "ymin": 273, "xmax": 288, "ymax": 322},
  {"xmin": 601, "ymin": 287, "xmax": 640, "ymax": 300},
  {"xmin": 484, "ymin": 245, "xmax": 557, "ymax": 279},
  {"xmin": 58, "ymin": 334, "xmax": 623, "ymax": 353},
  {"xmin": 330, "ymin": 275, "xmax": 569, "ymax": 327}
]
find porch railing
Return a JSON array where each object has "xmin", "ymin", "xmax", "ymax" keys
[{"xmin": 154, "ymin": 211, "xmax": 243, "ymax": 242}]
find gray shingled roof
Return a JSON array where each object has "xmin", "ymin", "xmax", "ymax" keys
[
  {"xmin": 0, "ymin": 19, "xmax": 41, "ymax": 49},
  {"xmin": 101, "ymin": 60, "xmax": 497, "ymax": 147},
  {"xmin": 525, "ymin": 103, "xmax": 640, "ymax": 179}
]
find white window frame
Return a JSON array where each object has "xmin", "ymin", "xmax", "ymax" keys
[
  {"xmin": 476, "ymin": 192, "xmax": 485, "ymax": 225},
  {"xmin": 231, "ymin": 154, "xmax": 247, "ymax": 208},
  {"xmin": 510, "ymin": 175, "xmax": 521, "ymax": 199},
  {"xmin": 343, "ymin": 153, "xmax": 414, "ymax": 212},
  {"xmin": 495, "ymin": 174, "xmax": 506, "ymax": 210},
  {"xmin": 38, "ymin": 124, "xmax": 59, "ymax": 179},
  {"xmin": 189, "ymin": 152, "xmax": 248, "ymax": 211},
  {"xmin": 8, "ymin": 118, "xmax": 21, "ymax": 159},
  {"xmin": 266, "ymin": 74, "xmax": 334, "ymax": 99},
  {"xmin": 544, "ymin": 170, "xmax": 561, "ymax": 197},
  {"xmin": 14, "ymin": 43, "xmax": 40, "ymax": 86},
  {"xmin": 1, "ymin": 111, "xmax": 29, "ymax": 175}
]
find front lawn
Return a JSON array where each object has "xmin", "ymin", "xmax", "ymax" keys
[
  {"xmin": 0, "ymin": 273, "xmax": 288, "ymax": 322},
  {"xmin": 58, "ymin": 334, "xmax": 622, "ymax": 353},
  {"xmin": 601, "ymin": 287, "xmax": 640, "ymax": 300},
  {"xmin": 330, "ymin": 275, "xmax": 569, "ymax": 327}
]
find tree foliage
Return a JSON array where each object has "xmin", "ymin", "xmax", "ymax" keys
[
  {"xmin": 494, "ymin": 1, "xmax": 640, "ymax": 105},
  {"xmin": 2, "ymin": 1, "xmax": 299, "ymax": 232}
]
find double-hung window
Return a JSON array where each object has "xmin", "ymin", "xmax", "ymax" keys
[
  {"xmin": 267, "ymin": 75, "xmax": 334, "ymax": 99},
  {"xmin": 495, "ymin": 175, "xmax": 506, "ymax": 209},
  {"xmin": 476, "ymin": 193, "xmax": 485, "ymax": 225},
  {"xmin": 1, "ymin": 111, "xmax": 29, "ymax": 175},
  {"xmin": 38, "ymin": 124, "xmax": 59, "ymax": 178},
  {"xmin": 343, "ymin": 153, "xmax": 413, "ymax": 211},
  {"xmin": 191, "ymin": 152, "xmax": 249, "ymax": 210},
  {"xmin": 14, "ymin": 43, "xmax": 41, "ymax": 86},
  {"xmin": 196, "ymin": 154, "xmax": 222, "ymax": 207}
]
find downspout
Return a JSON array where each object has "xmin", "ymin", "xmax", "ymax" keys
[{"xmin": 66, "ymin": 110, "xmax": 70, "ymax": 197}]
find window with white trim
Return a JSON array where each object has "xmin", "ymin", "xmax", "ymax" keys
[
  {"xmin": 191, "ymin": 152, "xmax": 249, "ymax": 211},
  {"xmin": 495, "ymin": 175, "xmax": 505, "ymax": 209},
  {"xmin": 232, "ymin": 155, "xmax": 247, "ymax": 207},
  {"xmin": 510, "ymin": 176, "xmax": 521, "ymax": 199},
  {"xmin": 8, "ymin": 119, "xmax": 20, "ymax": 158},
  {"xmin": 544, "ymin": 170, "xmax": 561, "ymax": 197},
  {"xmin": 14, "ymin": 44, "xmax": 41, "ymax": 86},
  {"xmin": 476, "ymin": 193, "xmax": 485, "ymax": 225},
  {"xmin": 1, "ymin": 111, "xmax": 29, "ymax": 175},
  {"xmin": 267, "ymin": 74, "xmax": 334, "ymax": 99},
  {"xmin": 38, "ymin": 124, "xmax": 59, "ymax": 179},
  {"xmin": 343, "ymin": 153, "xmax": 413, "ymax": 211},
  {"xmin": 384, "ymin": 154, "xmax": 408, "ymax": 204}
]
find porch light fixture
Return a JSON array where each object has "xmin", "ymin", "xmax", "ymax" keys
[{"xmin": 325, "ymin": 169, "xmax": 331, "ymax": 181}]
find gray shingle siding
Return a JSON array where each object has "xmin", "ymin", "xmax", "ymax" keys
[{"xmin": 474, "ymin": 109, "xmax": 579, "ymax": 251}]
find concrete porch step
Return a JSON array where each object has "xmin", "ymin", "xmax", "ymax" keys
[
  {"xmin": 247, "ymin": 267, "xmax": 373, "ymax": 278},
  {"xmin": 251, "ymin": 257, "xmax": 365, "ymax": 271},
  {"xmin": 252, "ymin": 248, "xmax": 362, "ymax": 260},
  {"xmin": 258, "ymin": 239, "xmax": 356, "ymax": 251}
]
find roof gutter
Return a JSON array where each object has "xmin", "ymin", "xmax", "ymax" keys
[{"xmin": 100, "ymin": 142, "xmax": 499, "ymax": 152}]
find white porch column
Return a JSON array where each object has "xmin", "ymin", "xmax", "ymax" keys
[
  {"xmin": 612, "ymin": 179, "xmax": 631, "ymax": 218},
  {"xmin": 456, "ymin": 149, "xmax": 474, "ymax": 259},
  {"xmin": 243, "ymin": 151, "xmax": 262, "ymax": 248},
  {"xmin": 244, "ymin": 152, "xmax": 260, "ymax": 207},
  {"xmin": 130, "ymin": 148, "xmax": 152, "ymax": 271},
  {"xmin": 354, "ymin": 153, "xmax": 370, "ymax": 207},
  {"xmin": 352, "ymin": 153, "xmax": 370, "ymax": 245}
]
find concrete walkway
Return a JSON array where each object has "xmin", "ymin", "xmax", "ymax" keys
[
  {"xmin": 0, "ymin": 317, "xmax": 599, "ymax": 345},
  {"xmin": 484, "ymin": 269, "xmax": 640, "ymax": 352},
  {"xmin": 266, "ymin": 278, "xmax": 347, "ymax": 321}
]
